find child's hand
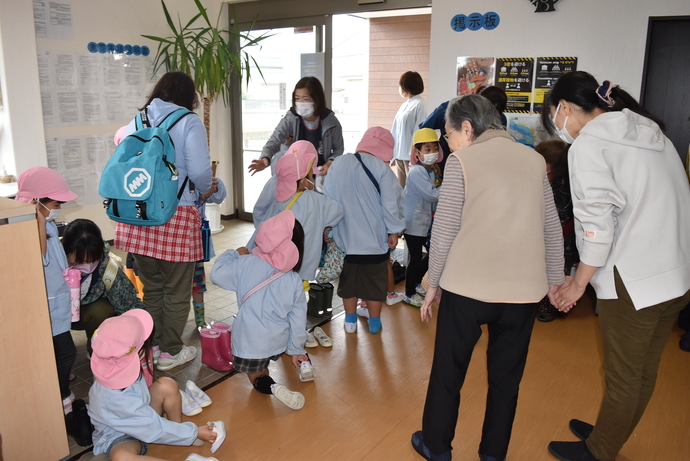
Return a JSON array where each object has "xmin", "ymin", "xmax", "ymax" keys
[
  {"xmin": 323, "ymin": 227, "xmax": 333, "ymax": 243},
  {"xmin": 291, "ymin": 354, "xmax": 309, "ymax": 369},
  {"xmin": 197, "ymin": 425, "xmax": 217, "ymax": 444},
  {"xmin": 236, "ymin": 246, "xmax": 250, "ymax": 255}
]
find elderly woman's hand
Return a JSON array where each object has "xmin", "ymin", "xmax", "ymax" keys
[
  {"xmin": 420, "ymin": 286, "xmax": 441, "ymax": 322},
  {"xmin": 553, "ymin": 276, "xmax": 582, "ymax": 312}
]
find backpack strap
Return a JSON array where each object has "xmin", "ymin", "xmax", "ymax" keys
[
  {"xmin": 284, "ymin": 191, "xmax": 303, "ymax": 211},
  {"xmin": 241, "ymin": 270, "xmax": 287, "ymax": 305},
  {"xmin": 354, "ymin": 153, "xmax": 380, "ymax": 194},
  {"xmin": 157, "ymin": 108, "xmax": 193, "ymax": 131},
  {"xmin": 102, "ymin": 257, "xmax": 119, "ymax": 292}
]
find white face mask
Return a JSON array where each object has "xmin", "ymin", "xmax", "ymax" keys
[
  {"xmin": 39, "ymin": 201, "xmax": 61, "ymax": 222},
  {"xmin": 421, "ymin": 152, "xmax": 439, "ymax": 165},
  {"xmin": 295, "ymin": 102, "xmax": 314, "ymax": 118},
  {"xmin": 552, "ymin": 103, "xmax": 575, "ymax": 144},
  {"xmin": 72, "ymin": 261, "xmax": 100, "ymax": 277}
]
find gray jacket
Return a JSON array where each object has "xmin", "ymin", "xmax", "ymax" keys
[{"xmin": 260, "ymin": 108, "xmax": 344, "ymax": 166}]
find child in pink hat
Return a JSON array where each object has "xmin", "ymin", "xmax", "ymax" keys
[
  {"xmin": 15, "ymin": 166, "xmax": 78, "ymax": 414},
  {"xmin": 211, "ymin": 211, "xmax": 311, "ymax": 410},
  {"xmin": 248, "ymin": 140, "xmax": 343, "ymax": 347},
  {"xmin": 88, "ymin": 309, "xmax": 226, "ymax": 459}
]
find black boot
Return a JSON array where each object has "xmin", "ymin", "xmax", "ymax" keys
[
  {"xmin": 321, "ymin": 282, "xmax": 334, "ymax": 314},
  {"xmin": 307, "ymin": 283, "xmax": 326, "ymax": 316},
  {"xmin": 66, "ymin": 399, "xmax": 93, "ymax": 447}
]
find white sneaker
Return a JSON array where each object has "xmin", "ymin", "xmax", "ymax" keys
[
  {"xmin": 157, "ymin": 345, "xmax": 197, "ymax": 371},
  {"xmin": 386, "ymin": 291, "xmax": 404, "ymax": 305},
  {"xmin": 186, "ymin": 380, "xmax": 212, "ymax": 407},
  {"xmin": 270, "ymin": 383, "xmax": 305, "ymax": 410},
  {"xmin": 356, "ymin": 307, "xmax": 370, "ymax": 318},
  {"xmin": 344, "ymin": 320, "xmax": 357, "ymax": 334},
  {"xmin": 63, "ymin": 391, "xmax": 75, "ymax": 415},
  {"xmin": 180, "ymin": 389, "xmax": 202, "ymax": 416},
  {"xmin": 416, "ymin": 284, "xmax": 427, "ymax": 297},
  {"xmin": 402, "ymin": 293, "xmax": 424, "ymax": 308},
  {"xmin": 208, "ymin": 420, "xmax": 226, "ymax": 454},
  {"xmin": 305, "ymin": 331, "xmax": 318, "ymax": 348},
  {"xmin": 186, "ymin": 454, "xmax": 219, "ymax": 461},
  {"xmin": 299, "ymin": 361, "xmax": 316, "ymax": 382}
]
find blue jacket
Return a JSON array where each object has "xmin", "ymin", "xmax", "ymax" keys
[
  {"xmin": 323, "ymin": 152, "xmax": 405, "ymax": 255},
  {"xmin": 44, "ymin": 221, "xmax": 71, "ymax": 336},
  {"xmin": 89, "ymin": 375, "xmax": 198, "ymax": 455},
  {"xmin": 404, "ymin": 164, "xmax": 440, "ymax": 237},
  {"xmin": 210, "ymin": 251, "xmax": 308, "ymax": 358}
]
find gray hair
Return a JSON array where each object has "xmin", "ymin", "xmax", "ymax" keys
[{"xmin": 445, "ymin": 94, "xmax": 504, "ymax": 138}]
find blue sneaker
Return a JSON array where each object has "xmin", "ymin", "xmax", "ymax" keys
[{"xmin": 411, "ymin": 431, "xmax": 451, "ymax": 461}]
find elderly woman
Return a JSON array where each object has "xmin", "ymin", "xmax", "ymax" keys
[
  {"xmin": 544, "ymin": 72, "xmax": 690, "ymax": 461},
  {"xmin": 411, "ymin": 95, "xmax": 565, "ymax": 461}
]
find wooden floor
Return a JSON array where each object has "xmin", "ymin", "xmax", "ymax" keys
[{"xmin": 146, "ymin": 290, "xmax": 690, "ymax": 461}]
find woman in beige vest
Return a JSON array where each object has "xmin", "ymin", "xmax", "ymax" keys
[{"xmin": 411, "ymin": 95, "xmax": 565, "ymax": 461}]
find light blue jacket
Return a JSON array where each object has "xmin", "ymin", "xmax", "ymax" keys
[
  {"xmin": 88, "ymin": 375, "xmax": 198, "ymax": 455},
  {"xmin": 248, "ymin": 190, "xmax": 343, "ymax": 281},
  {"xmin": 403, "ymin": 164, "xmax": 440, "ymax": 237},
  {"xmin": 323, "ymin": 152, "xmax": 405, "ymax": 255},
  {"xmin": 252, "ymin": 176, "xmax": 278, "ymax": 228},
  {"xmin": 44, "ymin": 221, "xmax": 71, "ymax": 336},
  {"xmin": 123, "ymin": 98, "xmax": 213, "ymax": 205},
  {"xmin": 199, "ymin": 177, "xmax": 227, "ymax": 260},
  {"xmin": 210, "ymin": 250, "xmax": 307, "ymax": 358}
]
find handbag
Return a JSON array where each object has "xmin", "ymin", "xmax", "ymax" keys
[{"xmin": 316, "ymin": 241, "xmax": 345, "ymax": 283}]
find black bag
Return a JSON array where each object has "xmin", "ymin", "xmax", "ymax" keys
[{"xmin": 392, "ymin": 261, "xmax": 406, "ymax": 284}]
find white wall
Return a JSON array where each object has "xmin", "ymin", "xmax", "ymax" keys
[
  {"xmin": 428, "ymin": 0, "xmax": 690, "ymax": 109},
  {"xmin": 0, "ymin": 0, "xmax": 234, "ymax": 239}
]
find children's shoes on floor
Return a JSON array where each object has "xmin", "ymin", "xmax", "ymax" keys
[
  {"xmin": 180, "ymin": 390, "xmax": 202, "ymax": 416},
  {"xmin": 186, "ymin": 454, "xmax": 219, "ymax": 461},
  {"xmin": 356, "ymin": 306, "xmax": 370, "ymax": 318},
  {"xmin": 386, "ymin": 291, "xmax": 404, "ymax": 305},
  {"xmin": 415, "ymin": 284, "xmax": 427, "ymax": 297},
  {"xmin": 299, "ymin": 360, "xmax": 316, "ymax": 382},
  {"xmin": 208, "ymin": 420, "xmax": 226, "ymax": 453},
  {"xmin": 403, "ymin": 293, "xmax": 424, "ymax": 308},
  {"xmin": 305, "ymin": 331, "xmax": 318, "ymax": 348},
  {"xmin": 271, "ymin": 383, "xmax": 305, "ymax": 410},
  {"xmin": 312, "ymin": 326, "xmax": 332, "ymax": 347},
  {"xmin": 157, "ymin": 345, "xmax": 197, "ymax": 371},
  {"xmin": 186, "ymin": 380, "xmax": 212, "ymax": 407},
  {"xmin": 344, "ymin": 312, "xmax": 357, "ymax": 333}
]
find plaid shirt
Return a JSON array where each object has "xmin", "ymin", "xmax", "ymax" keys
[{"xmin": 115, "ymin": 206, "xmax": 203, "ymax": 262}]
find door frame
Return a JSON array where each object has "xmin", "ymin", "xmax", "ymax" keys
[{"xmin": 230, "ymin": 15, "xmax": 331, "ymax": 221}]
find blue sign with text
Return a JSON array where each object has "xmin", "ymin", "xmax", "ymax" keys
[{"xmin": 450, "ymin": 12, "xmax": 501, "ymax": 32}]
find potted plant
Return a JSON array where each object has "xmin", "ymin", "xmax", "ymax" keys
[{"xmin": 143, "ymin": 0, "xmax": 268, "ymax": 145}]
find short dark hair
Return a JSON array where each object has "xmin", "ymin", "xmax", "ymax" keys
[
  {"xmin": 445, "ymin": 94, "xmax": 504, "ymax": 139},
  {"xmin": 293, "ymin": 77, "xmax": 327, "ymax": 117},
  {"xmin": 540, "ymin": 71, "xmax": 665, "ymax": 135},
  {"xmin": 535, "ymin": 140, "xmax": 569, "ymax": 182},
  {"xmin": 141, "ymin": 72, "xmax": 198, "ymax": 111},
  {"xmin": 291, "ymin": 219, "xmax": 305, "ymax": 273},
  {"xmin": 62, "ymin": 218, "xmax": 106, "ymax": 264},
  {"xmin": 399, "ymin": 71, "xmax": 424, "ymax": 96},
  {"xmin": 479, "ymin": 86, "xmax": 508, "ymax": 114}
]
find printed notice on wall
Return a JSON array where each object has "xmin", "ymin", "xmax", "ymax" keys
[
  {"xmin": 496, "ymin": 58, "xmax": 534, "ymax": 113},
  {"xmin": 457, "ymin": 57, "xmax": 495, "ymax": 96},
  {"xmin": 533, "ymin": 57, "xmax": 578, "ymax": 114},
  {"xmin": 33, "ymin": 0, "xmax": 73, "ymax": 40}
]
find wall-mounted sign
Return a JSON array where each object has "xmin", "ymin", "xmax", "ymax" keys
[
  {"xmin": 87, "ymin": 42, "xmax": 150, "ymax": 56},
  {"xmin": 533, "ymin": 57, "xmax": 578, "ymax": 113},
  {"xmin": 457, "ymin": 57, "xmax": 495, "ymax": 96},
  {"xmin": 496, "ymin": 58, "xmax": 535, "ymax": 113},
  {"xmin": 450, "ymin": 12, "xmax": 500, "ymax": 32}
]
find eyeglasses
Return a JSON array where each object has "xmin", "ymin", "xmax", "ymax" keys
[{"xmin": 443, "ymin": 129, "xmax": 455, "ymax": 140}]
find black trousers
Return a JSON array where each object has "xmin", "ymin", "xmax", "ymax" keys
[
  {"xmin": 53, "ymin": 330, "xmax": 76, "ymax": 400},
  {"xmin": 422, "ymin": 290, "xmax": 537, "ymax": 460},
  {"xmin": 404, "ymin": 234, "xmax": 428, "ymax": 297}
]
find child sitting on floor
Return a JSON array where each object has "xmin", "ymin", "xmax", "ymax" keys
[
  {"xmin": 88, "ymin": 309, "xmax": 226, "ymax": 460},
  {"xmin": 210, "ymin": 210, "xmax": 311, "ymax": 410}
]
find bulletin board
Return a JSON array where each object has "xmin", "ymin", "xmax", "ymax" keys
[{"xmin": 33, "ymin": 0, "xmax": 163, "ymax": 208}]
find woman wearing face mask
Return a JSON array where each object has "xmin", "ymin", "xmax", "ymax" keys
[
  {"xmin": 401, "ymin": 128, "xmax": 443, "ymax": 308},
  {"xmin": 62, "ymin": 219, "xmax": 145, "ymax": 357},
  {"xmin": 411, "ymin": 95, "xmax": 564, "ymax": 461},
  {"xmin": 15, "ymin": 166, "xmax": 79, "ymax": 414},
  {"xmin": 391, "ymin": 71, "xmax": 427, "ymax": 189},
  {"xmin": 541, "ymin": 71, "xmax": 690, "ymax": 461},
  {"xmin": 248, "ymin": 76, "xmax": 344, "ymax": 177}
]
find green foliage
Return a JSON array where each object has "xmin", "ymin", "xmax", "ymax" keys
[{"xmin": 142, "ymin": 0, "xmax": 268, "ymax": 106}]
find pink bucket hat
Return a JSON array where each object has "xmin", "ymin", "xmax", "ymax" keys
[
  {"xmin": 252, "ymin": 210, "xmax": 299, "ymax": 273},
  {"xmin": 356, "ymin": 126, "xmax": 395, "ymax": 162},
  {"xmin": 15, "ymin": 166, "xmax": 78, "ymax": 203},
  {"xmin": 90, "ymin": 309, "xmax": 153, "ymax": 389},
  {"xmin": 275, "ymin": 141, "xmax": 319, "ymax": 202}
]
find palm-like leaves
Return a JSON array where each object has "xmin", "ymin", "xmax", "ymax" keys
[{"xmin": 142, "ymin": 0, "xmax": 268, "ymax": 107}]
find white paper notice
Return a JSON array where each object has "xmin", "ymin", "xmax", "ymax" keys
[
  {"xmin": 37, "ymin": 52, "xmax": 52, "ymax": 88},
  {"xmin": 103, "ymin": 91, "xmax": 126, "ymax": 124},
  {"xmin": 103, "ymin": 57, "xmax": 124, "ymax": 86},
  {"xmin": 48, "ymin": 1, "xmax": 73, "ymax": 40},
  {"xmin": 46, "ymin": 138, "xmax": 59, "ymax": 170},
  {"xmin": 59, "ymin": 137, "xmax": 84, "ymax": 170},
  {"xmin": 33, "ymin": 0, "xmax": 48, "ymax": 38},
  {"xmin": 53, "ymin": 52, "xmax": 77, "ymax": 87},
  {"xmin": 77, "ymin": 54, "xmax": 101, "ymax": 87},
  {"xmin": 62, "ymin": 174, "xmax": 86, "ymax": 208},
  {"xmin": 124, "ymin": 57, "xmax": 143, "ymax": 86},
  {"xmin": 56, "ymin": 91, "xmax": 80, "ymax": 124},
  {"xmin": 84, "ymin": 135, "xmax": 105, "ymax": 168},
  {"xmin": 41, "ymin": 91, "xmax": 56, "ymax": 126},
  {"xmin": 81, "ymin": 92, "xmax": 102, "ymax": 124}
]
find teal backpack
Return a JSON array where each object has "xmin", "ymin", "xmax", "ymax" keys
[{"xmin": 99, "ymin": 108, "xmax": 192, "ymax": 226}]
